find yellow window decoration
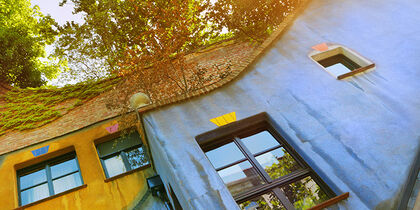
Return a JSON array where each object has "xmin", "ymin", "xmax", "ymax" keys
[{"xmin": 210, "ymin": 112, "xmax": 237, "ymax": 127}]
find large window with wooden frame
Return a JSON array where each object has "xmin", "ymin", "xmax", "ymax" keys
[
  {"xmin": 17, "ymin": 152, "xmax": 83, "ymax": 206},
  {"xmin": 96, "ymin": 131, "xmax": 150, "ymax": 179},
  {"xmin": 196, "ymin": 113, "xmax": 336, "ymax": 210}
]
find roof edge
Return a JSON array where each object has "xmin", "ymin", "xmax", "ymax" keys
[{"xmin": 136, "ymin": 0, "xmax": 311, "ymax": 114}]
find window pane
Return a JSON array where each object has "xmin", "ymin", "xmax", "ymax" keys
[
  {"xmin": 53, "ymin": 172, "xmax": 82, "ymax": 194},
  {"xmin": 239, "ymin": 192, "xmax": 286, "ymax": 210},
  {"xmin": 218, "ymin": 161, "xmax": 264, "ymax": 197},
  {"xmin": 97, "ymin": 132, "xmax": 142, "ymax": 157},
  {"xmin": 51, "ymin": 158, "xmax": 78, "ymax": 179},
  {"xmin": 206, "ymin": 142, "xmax": 245, "ymax": 169},
  {"xmin": 103, "ymin": 154, "xmax": 127, "ymax": 177},
  {"xmin": 279, "ymin": 176, "xmax": 329, "ymax": 210},
  {"xmin": 255, "ymin": 148, "xmax": 301, "ymax": 180},
  {"xmin": 19, "ymin": 169, "xmax": 47, "ymax": 190},
  {"xmin": 20, "ymin": 183, "xmax": 49, "ymax": 206},
  {"xmin": 126, "ymin": 146, "xmax": 149, "ymax": 169},
  {"xmin": 241, "ymin": 131, "xmax": 281, "ymax": 154}
]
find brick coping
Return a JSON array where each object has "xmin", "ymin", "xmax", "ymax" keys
[{"xmin": 137, "ymin": 0, "xmax": 310, "ymax": 114}]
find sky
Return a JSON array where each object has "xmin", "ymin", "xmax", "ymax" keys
[
  {"xmin": 30, "ymin": 1, "xmax": 84, "ymax": 86},
  {"xmin": 30, "ymin": 0, "xmax": 83, "ymax": 26}
]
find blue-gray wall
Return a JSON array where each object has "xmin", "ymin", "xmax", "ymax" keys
[{"xmin": 143, "ymin": 0, "xmax": 420, "ymax": 209}]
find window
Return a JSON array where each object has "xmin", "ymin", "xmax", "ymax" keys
[
  {"xmin": 96, "ymin": 131, "xmax": 150, "ymax": 178},
  {"xmin": 17, "ymin": 152, "xmax": 83, "ymax": 206},
  {"xmin": 310, "ymin": 44, "xmax": 375, "ymax": 79},
  {"xmin": 196, "ymin": 113, "xmax": 336, "ymax": 210}
]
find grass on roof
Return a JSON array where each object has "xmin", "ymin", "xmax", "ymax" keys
[{"xmin": 0, "ymin": 77, "xmax": 121, "ymax": 136}]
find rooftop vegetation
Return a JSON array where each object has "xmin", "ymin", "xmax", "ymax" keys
[{"xmin": 0, "ymin": 78, "xmax": 120, "ymax": 135}]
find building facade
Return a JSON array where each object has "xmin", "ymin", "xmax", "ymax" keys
[{"xmin": 0, "ymin": 0, "xmax": 419, "ymax": 209}]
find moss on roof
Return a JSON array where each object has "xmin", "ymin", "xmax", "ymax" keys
[{"xmin": 0, "ymin": 77, "xmax": 120, "ymax": 136}]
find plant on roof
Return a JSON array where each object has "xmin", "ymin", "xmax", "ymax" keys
[{"xmin": 0, "ymin": 78, "xmax": 120, "ymax": 135}]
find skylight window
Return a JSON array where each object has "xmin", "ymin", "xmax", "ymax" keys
[{"xmin": 310, "ymin": 44, "xmax": 375, "ymax": 79}]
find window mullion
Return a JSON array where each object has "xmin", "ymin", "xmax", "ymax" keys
[
  {"xmin": 272, "ymin": 188, "xmax": 296, "ymax": 210},
  {"xmin": 45, "ymin": 165, "xmax": 54, "ymax": 196},
  {"xmin": 233, "ymin": 137, "xmax": 272, "ymax": 183},
  {"xmin": 120, "ymin": 152, "xmax": 132, "ymax": 171},
  {"xmin": 234, "ymin": 137, "xmax": 296, "ymax": 210}
]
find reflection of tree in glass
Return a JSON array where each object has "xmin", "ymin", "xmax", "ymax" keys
[
  {"xmin": 240, "ymin": 193, "xmax": 285, "ymax": 210},
  {"xmin": 265, "ymin": 149, "xmax": 328, "ymax": 209},
  {"xmin": 126, "ymin": 147, "xmax": 149, "ymax": 169}
]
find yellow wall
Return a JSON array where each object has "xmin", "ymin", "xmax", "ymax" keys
[{"xmin": 0, "ymin": 118, "xmax": 154, "ymax": 210}]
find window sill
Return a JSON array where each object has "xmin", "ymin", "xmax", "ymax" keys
[
  {"xmin": 104, "ymin": 164, "xmax": 151, "ymax": 183},
  {"xmin": 337, "ymin": 64, "xmax": 375, "ymax": 79},
  {"xmin": 308, "ymin": 192, "xmax": 350, "ymax": 210},
  {"xmin": 15, "ymin": 184, "xmax": 87, "ymax": 210}
]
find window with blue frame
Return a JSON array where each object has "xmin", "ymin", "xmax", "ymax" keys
[
  {"xmin": 96, "ymin": 131, "xmax": 150, "ymax": 178},
  {"xmin": 17, "ymin": 152, "xmax": 83, "ymax": 206}
]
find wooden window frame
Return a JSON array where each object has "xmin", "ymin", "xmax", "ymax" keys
[
  {"xmin": 309, "ymin": 45, "xmax": 375, "ymax": 80},
  {"xmin": 196, "ymin": 112, "xmax": 336, "ymax": 209},
  {"xmin": 16, "ymin": 152, "xmax": 84, "ymax": 206},
  {"xmin": 96, "ymin": 131, "xmax": 150, "ymax": 179}
]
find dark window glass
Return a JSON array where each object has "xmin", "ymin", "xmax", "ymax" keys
[
  {"xmin": 17, "ymin": 152, "xmax": 83, "ymax": 206},
  {"xmin": 97, "ymin": 131, "xmax": 150, "ymax": 178},
  {"xmin": 318, "ymin": 54, "xmax": 361, "ymax": 71}
]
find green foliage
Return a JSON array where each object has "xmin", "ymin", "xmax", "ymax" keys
[
  {"xmin": 266, "ymin": 150, "xmax": 329, "ymax": 209},
  {"xmin": 55, "ymin": 0, "xmax": 220, "ymax": 82},
  {"xmin": 210, "ymin": 0, "xmax": 300, "ymax": 42},
  {"xmin": 53, "ymin": 0, "xmax": 303, "ymax": 84},
  {"xmin": 0, "ymin": 0, "xmax": 63, "ymax": 88},
  {"xmin": 240, "ymin": 150, "xmax": 329, "ymax": 209},
  {"xmin": 0, "ymin": 77, "xmax": 120, "ymax": 135}
]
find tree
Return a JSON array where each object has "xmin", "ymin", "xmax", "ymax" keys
[
  {"xmin": 209, "ymin": 0, "xmax": 299, "ymax": 42},
  {"xmin": 55, "ymin": 0, "xmax": 303, "ymax": 104},
  {"xmin": 55, "ymin": 0, "xmax": 219, "ymax": 84},
  {"xmin": 0, "ymin": 0, "xmax": 61, "ymax": 88}
]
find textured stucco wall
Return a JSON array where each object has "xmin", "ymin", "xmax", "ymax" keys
[
  {"xmin": 143, "ymin": 0, "xmax": 420, "ymax": 209},
  {"xmin": 0, "ymin": 118, "xmax": 162, "ymax": 210}
]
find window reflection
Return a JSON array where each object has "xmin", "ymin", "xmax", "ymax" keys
[
  {"xmin": 17, "ymin": 152, "xmax": 83, "ymax": 206},
  {"xmin": 206, "ymin": 142, "xmax": 245, "ymax": 169},
  {"xmin": 255, "ymin": 148, "xmax": 301, "ymax": 180},
  {"xmin": 96, "ymin": 131, "xmax": 150, "ymax": 178},
  {"xmin": 126, "ymin": 147, "xmax": 149, "ymax": 169},
  {"xmin": 241, "ymin": 131, "xmax": 281, "ymax": 154},
  {"xmin": 19, "ymin": 169, "xmax": 47, "ymax": 190},
  {"xmin": 20, "ymin": 183, "xmax": 49, "ymax": 206},
  {"xmin": 51, "ymin": 159, "xmax": 78, "ymax": 178},
  {"xmin": 53, "ymin": 173, "xmax": 83, "ymax": 194},
  {"xmin": 279, "ymin": 176, "xmax": 329, "ymax": 210},
  {"xmin": 239, "ymin": 192, "xmax": 286, "ymax": 210},
  {"xmin": 218, "ymin": 161, "xmax": 264, "ymax": 197}
]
